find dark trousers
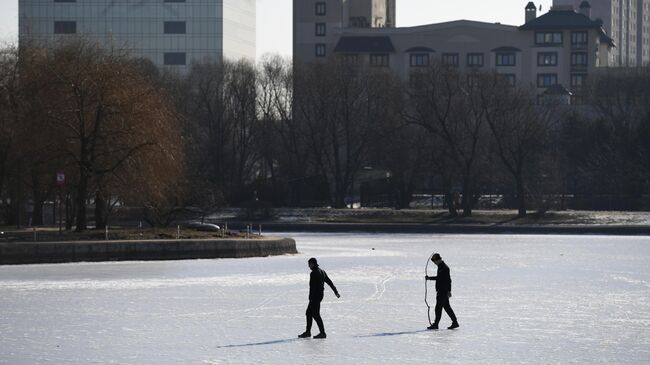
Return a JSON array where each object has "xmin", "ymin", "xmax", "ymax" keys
[
  {"xmin": 306, "ymin": 300, "xmax": 325, "ymax": 334},
  {"xmin": 434, "ymin": 293, "xmax": 458, "ymax": 325}
]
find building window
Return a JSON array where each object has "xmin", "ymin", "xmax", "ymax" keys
[
  {"xmin": 370, "ymin": 53, "xmax": 389, "ymax": 67},
  {"xmin": 315, "ymin": 44, "xmax": 326, "ymax": 57},
  {"xmin": 537, "ymin": 73, "xmax": 558, "ymax": 87},
  {"xmin": 315, "ymin": 2, "xmax": 326, "ymax": 16},
  {"xmin": 571, "ymin": 31, "xmax": 588, "ymax": 48},
  {"xmin": 409, "ymin": 53, "xmax": 429, "ymax": 67},
  {"xmin": 53, "ymin": 21, "xmax": 76, "ymax": 34},
  {"xmin": 164, "ymin": 21, "xmax": 186, "ymax": 34},
  {"xmin": 164, "ymin": 0, "xmax": 185, "ymax": 2},
  {"xmin": 535, "ymin": 32, "xmax": 563, "ymax": 45},
  {"xmin": 442, "ymin": 53, "xmax": 459, "ymax": 67},
  {"xmin": 342, "ymin": 54, "xmax": 359, "ymax": 64},
  {"xmin": 164, "ymin": 52, "xmax": 186, "ymax": 65},
  {"xmin": 496, "ymin": 53, "xmax": 516, "ymax": 66},
  {"xmin": 501, "ymin": 74, "xmax": 516, "ymax": 87},
  {"xmin": 315, "ymin": 23, "xmax": 326, "ymax": 36},
  {"xmin": 54, "ymin": 0, "xmax": 76, "ymax": 2},
  {"xmin": 570, "ymin": 73, "xmax": 587, "ymax": 88},
  {"xmin": 467, "ymin": 53, "xmax": 484, "ymax": 67},
  {"xmin": 571, "ymin": 52, "xmax": 588, "ymax": 67},
  {"xmin": 537, "ymin": 52, "xmax": 558, "ymax": 66}
]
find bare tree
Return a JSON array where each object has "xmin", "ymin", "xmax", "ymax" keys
[
  {"xmin": 0, "ymin": 45, "xmax": 19, "ymax": 225},
  {"xmin": 187, "ymin": 59, "xmax": 260, "ymax": 204},
  {"xmin": 295, "ymin": 58, "xmax": 402, "ymax": 208},
  {"xmin": 479, "ymin": 74, "xmax": 555, "ymax": 217},
  {"xmin": 24, "ymin": 40, "xmax": 184, "ymax": 231},
  {"xmin": 405, "ymin": 64, "xmax": 491, "ymax": 216},
  {"xmin": 257, "ymin": 55, "xmax": 308, "ymax": 184}
]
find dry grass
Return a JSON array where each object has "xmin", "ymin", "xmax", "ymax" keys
[{"xmin": 0, "ymin": 227, "xmax": 260, "ymax": 242}]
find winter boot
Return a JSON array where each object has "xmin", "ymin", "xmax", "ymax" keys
[
  {"xmin": 427, "ymin": 323, "xmax": 438, "ymax": 330},
  {"xmin": 313, "ymin": 333, "xmax": 327, "ymax": 339},
  {"xmin": 448, "ymin": 322, "xmax": 459, "ymax": 330},
  {"xmin": 298, "ymin": 331, "xmax": 311, "ymax": 338}
]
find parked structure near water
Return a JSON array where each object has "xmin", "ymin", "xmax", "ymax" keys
[{"xmin": 18, "ymin": 0, "xmax": 256, "ymax": 71}]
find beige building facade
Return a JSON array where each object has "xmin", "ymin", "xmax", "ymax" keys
[{"xmin": 294, "ymin": 1, "xmax": 615, "ymax": 101}]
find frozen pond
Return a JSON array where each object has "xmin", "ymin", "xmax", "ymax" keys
[{"xmin": 1, "ymin": 233, "xmax": 649, "ymax": 364}]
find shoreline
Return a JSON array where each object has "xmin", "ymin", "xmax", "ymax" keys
[
  {"xmin": 226, "ymin": 222, "xmax": 650, "ymax": 235},
  {"xmin": 0, "ymin": 237, "xmax": 297, "ymax": 265}
]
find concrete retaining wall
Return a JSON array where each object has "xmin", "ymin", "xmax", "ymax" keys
[
  {"xmin": 0, "ymin": 237, "xmax": 297, "ymax": 265},
  {"xmin": 229, "ymin": 222, "xmax": 650, "ymax": 235}
]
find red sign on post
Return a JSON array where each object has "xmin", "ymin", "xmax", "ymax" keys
[{"xmin": 56, "ymin": 172, "xmax": 65, "ymax": 186}]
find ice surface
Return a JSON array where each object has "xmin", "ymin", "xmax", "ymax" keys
[{"xmin": 1, "ymin": 233, "xmax": 649, "ymax": 364}]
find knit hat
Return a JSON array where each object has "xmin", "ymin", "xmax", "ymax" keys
[
  {"xmin": 431, "ymin": 253, "xmax": 442, "ymax": 261},
  {"xmin": 308, "ymin": 257, "xmax": 318, "ymax": 264}
]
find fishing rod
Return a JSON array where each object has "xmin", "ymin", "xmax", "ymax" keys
[{"xmin": 424, "ymin": 251, "xmax": 435, "ymax": 326}]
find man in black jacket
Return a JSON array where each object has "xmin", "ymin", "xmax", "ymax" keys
[
  {"xmin": 298, "ymin": 257, "xmax": 340, "ymax": 339},
  {"xmin": 425, "ymin": 253, "xmax": 459, "ymax": 330}
]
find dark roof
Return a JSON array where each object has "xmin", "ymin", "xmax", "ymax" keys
[
  {"xmin": 333, "ymin": 36, "xmax": 396, "ymax": 53},
  {"xmin": 491, "ymin": 46, "xmax": 522, "ymax": 52},
  {"xmin": 579, "ymin": 1, "xmax": 591, "ymax": 9},
  {"xmin": 519, "ymin": 8, "xmax": 602, "ymax": 30},
  {"xmin": 543, "ymin": 84, "xmax": 573, "ymax": 96},
  {"xmin": 526, "ymin": 2, "xmax": 536, "ymax": 10},
  {"xmin": 405, "ymin": 46, "xmax": 435, "ymax": 52}
]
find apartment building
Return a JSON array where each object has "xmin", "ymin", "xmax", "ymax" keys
[
  {"xmin": 19, "ymin": 0, "xmax": 256, "ymax": 71},
  {"xmin": 294, "ymin": 1, "xmax": 615, "ymax": 101}
]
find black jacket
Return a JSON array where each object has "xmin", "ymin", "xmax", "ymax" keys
[
  {"xmin": 309, "ymin": 266, "xmax": 338, "ymax": 301},
  {"xmin": 432, "ymin": 261, "xmax": 452, "ymax": 293}
]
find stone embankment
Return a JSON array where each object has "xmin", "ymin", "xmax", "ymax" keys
[{"xmin": 0, "ymin": 237, "xmax": 297, "ymax": 265}]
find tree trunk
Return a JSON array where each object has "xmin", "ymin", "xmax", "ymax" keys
[
  {"xmin": 439, "ymin": 172, "xmax": 457, "ymax": 216},
  {"xmin": 462, "ymin": 180, "xmax": 472, "ymax": 217},
  {"xmin": 444, "ymin": 192, "xmax": 457, "ymax": 217},
  {"xmin": 95, "ymin": 190, "xmax": 106, "ymax": 229},
  {"xmin": 516, "ymin": 174, "xmax": 527, "ymax": 218},
  {"xmin": 65, "ymin": 192, "xmax": 74, "ymax": 231},
  {"xmin": 75, "ymin": 176, "xmax": 88, "ymax": 232},
  {"xmin": 32, "ymin": 199, "xmax": 44, "ymax": 226},
  {"xmin": 7, "ymin": 179, "xmax": 22, "ymax": 228}
]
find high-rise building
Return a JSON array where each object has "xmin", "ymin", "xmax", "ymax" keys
[
  {"xmin": 19, "ymin": 0, "xmax": 256, "ymax": 71},
  {"xmin": 294, "ymin": 0, "xmax": 395, "ymax": 64},
  {"xmin": 554, "ymin": 0, "xmax": 650, "ymax": 66}
]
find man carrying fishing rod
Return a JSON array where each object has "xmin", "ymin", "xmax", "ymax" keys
[{"xmin": 425, "ymin": 253, "xmax": 459, "ymax": 330}]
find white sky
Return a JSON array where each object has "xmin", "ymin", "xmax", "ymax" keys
[{"xmin": 0, "ymin": 0, "xmax": 553, "ymax": 59}]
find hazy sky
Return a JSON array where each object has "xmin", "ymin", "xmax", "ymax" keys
[{"xmin": 0, "ymin": 0, "xmax": 553, "ymax": 59}]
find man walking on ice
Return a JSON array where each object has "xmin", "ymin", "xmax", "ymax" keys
[
  {"xmin": 426, "ymin": 253, "xmax": 459, "ymax": 330},
  {"xmin": 298, "ymin": 257, "xmax": 340, "ymax": 339}
]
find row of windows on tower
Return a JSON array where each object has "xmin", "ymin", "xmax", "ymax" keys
[
  {"xmin": 537, "ymin": 52, "xmax": 589, "ymax": 67},
  {"xmin": 314, "ymin": 48, "xmax": 589, "ymax": 69},
  {"xmin": 537, "ymin": 73, "xmax": 587, "ymax": 88},
  {"xmin": 53, "ymin": 21, "xmax": 187, "ymax": 34},
  {"xmin": 52, "ymin": 21, "xmax": 188, "ymax": 66},
  {"xmin": 409, "ymin": 73, "xmax": 517, "ymax": 88},
  {"xmin": 535, "ymin": 31, "xmax": 589, "ymax": 48}
]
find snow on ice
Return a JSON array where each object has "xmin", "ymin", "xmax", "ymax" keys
[{"xmin": 1, "ymin": 233, "xmax": 649, "ymax": 364}]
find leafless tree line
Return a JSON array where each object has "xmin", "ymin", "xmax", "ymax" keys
[
  {"xmin": 2, "ymin": 40, "xmax": 649, "ymax": 231},
  {"xmin": 0, "ymin": 41, "xmax": 183, "ymax": 231}
]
